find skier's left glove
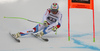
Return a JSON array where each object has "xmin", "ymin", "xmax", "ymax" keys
[{"xmin": 52, "ymin": 26, "xmax": 57, "ymax": 32}]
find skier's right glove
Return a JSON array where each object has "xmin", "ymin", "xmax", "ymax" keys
[{"xmin": 43, "ymin": 21, "xmax": 48, "ymax": 27}]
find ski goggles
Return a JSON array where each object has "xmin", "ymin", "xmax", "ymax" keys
[{"xmin": 51, "ymin": 9, "xmax": 58, "ymax": 13}]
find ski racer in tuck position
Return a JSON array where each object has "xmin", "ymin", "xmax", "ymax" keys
[{"xmin": 12, "ymin": 3, "xmax": 62, "ymax": 38}]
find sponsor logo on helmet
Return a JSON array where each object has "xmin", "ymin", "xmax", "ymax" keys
[{"xmin": 52, "ymin": 5, "xmax": 57, "ymax": 9}]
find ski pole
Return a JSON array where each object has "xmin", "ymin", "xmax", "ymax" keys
[
  {"xmin": 4, "ymin": 16, "xmax": 57, "ymax": 34},
  {"xmin": 55, "ymin": 30, "xmax": 57, "ymax": 35},
  {"xmin": 4, "ymin": 16, "xmax": 43, "ymax": 25}
]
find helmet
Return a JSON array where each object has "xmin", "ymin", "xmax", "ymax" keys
[{"xmin": 50, "ymin": 3, "xmax": 59, "ymax": 13}]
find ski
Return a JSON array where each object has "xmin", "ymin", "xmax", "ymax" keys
[
  {"xmin": 31, "ymin": 33, "xmax": 48, "ymax": 42},
  {"xmin": 9, "ymin": 32, "xmax": 20, "ymax": 42}
]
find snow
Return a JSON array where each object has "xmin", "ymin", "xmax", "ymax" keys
[{"xmin": 0, "ymin": 0, "xmax": 100, "ymax": 51}]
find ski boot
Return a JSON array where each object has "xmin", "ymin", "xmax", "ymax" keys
[
  {"xmin": 12, "ymin": 32, "xmax": 21, "ymax": 38},
  {"xmin": 35, "ymin": 31, "xmax": 44, "ymax": 38}
]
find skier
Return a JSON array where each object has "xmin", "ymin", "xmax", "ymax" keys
[{"xmin": 12, "ymin": 2, "xmax": 62, "ymax": 38}]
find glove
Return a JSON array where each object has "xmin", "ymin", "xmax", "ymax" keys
[
  {"xmin": 43, "ymin": 21, "xmax": 48, "ymax": 27},
  {"xmin": 52, "ymin": 26, "xmax": 57, "ymax": 32}
]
